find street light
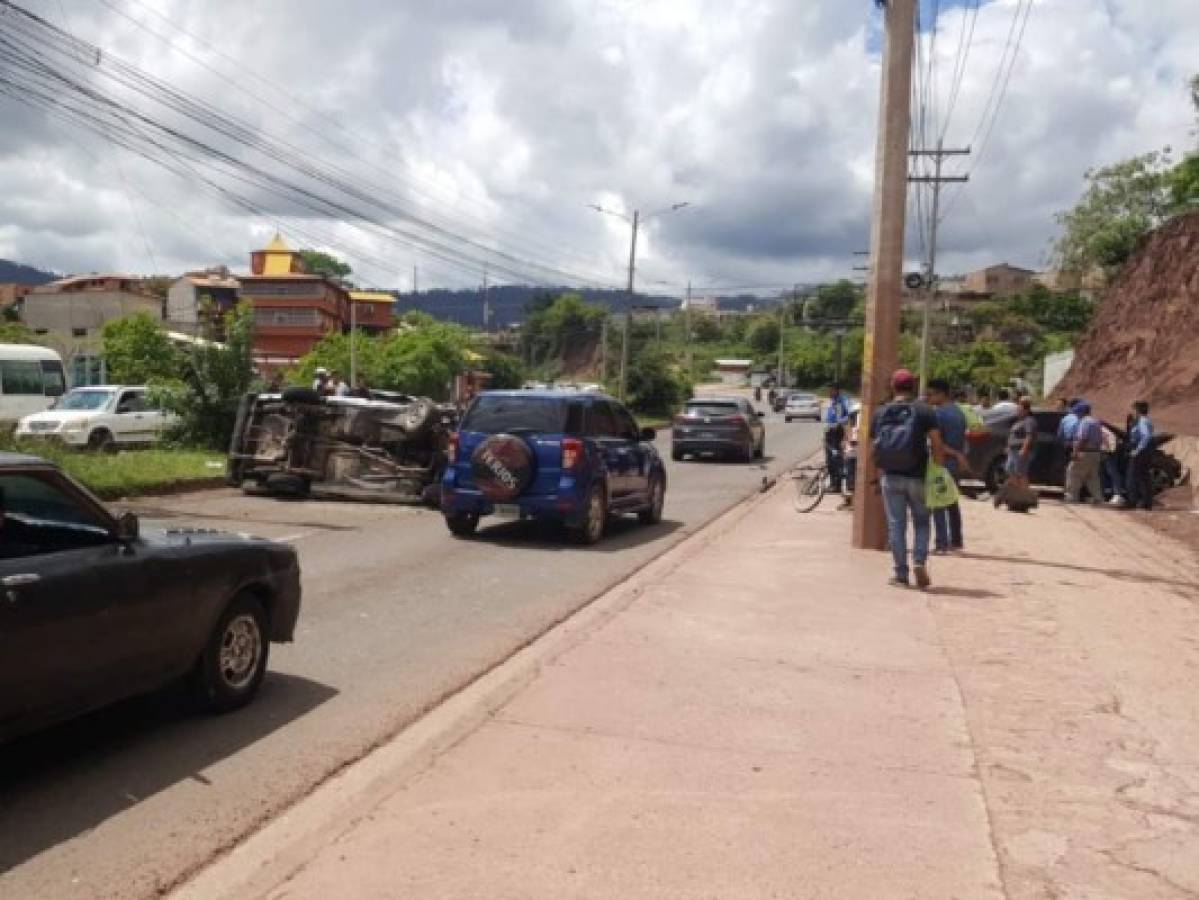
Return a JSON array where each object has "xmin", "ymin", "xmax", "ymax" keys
[{"xmin": 589, "ymin": 201, "xmax": 690, "ymax": 400}]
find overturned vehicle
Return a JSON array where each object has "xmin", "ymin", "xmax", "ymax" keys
[{"xmin": 227, "ymin": 387, "xmax": 458, "ymax": 504}]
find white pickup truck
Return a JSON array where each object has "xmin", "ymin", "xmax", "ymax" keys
[{"xmin": 16, "ymin": 385, "xmax": 174, "ymax": 451}]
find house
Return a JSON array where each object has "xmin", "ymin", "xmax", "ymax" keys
[
  {"xmin": 963, "ymin": 263, "xmax": 1036, "ymax": 298},
  {"xmin": 0, "ymin": 283, "xmax": 34, "ymax": 310},
  {"xmin": 21, "ymin": 274, "xmax": 163, "ymax": 385},
  {"xmin": 713, "ymin": 358, "xmax": 753, "ymax": 386},
  {"xmin": 348, "ymin": 290, "xmax": 397, "ymax": 334},
  {"xmin": 167, "ymin": 268, "xmax": 241, "ymax": 337},
  {"xmin": 1033, "ymin": 269, "xmax": 1107, "ymax": 297},
  {"xmin": 239, "ymin": 234, "xmax": 351, "ymax": 370}
]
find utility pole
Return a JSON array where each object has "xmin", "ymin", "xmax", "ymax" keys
[
  {"xmin": 600, "ymin": 316, "xmax": 609, "ymax": 383},
  {"xmin": 910, "ymin": 140, "xmax": 970, "ymax": 388},
  {"xmin": 350, "ymin": 292, "xmax": 357, "ymax": 387},
  {"xmin": 481, "ymin": 263, "xmax": 490, "ymax": 332},
  {"xmin": 413, "ymin": 264, "xmax": 418, "ymax": 296},
  {"xmin": 620, "ymin": 209, "xmax": 640, "ymax": 402},
  {"xmin": 684, "ymin": 281, "xmax": 693, "ymax": 377},
  {"xmin": 852, "ymin": 0, "xmax": 918, "ymax": 552}
]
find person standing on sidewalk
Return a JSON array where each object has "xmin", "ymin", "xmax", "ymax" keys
[
  {"xmin": 995, "ymin": 398, "xmax": 1037, "ymax": 509},
  {"xmin": 823, "ymin": 383, "xmax": 851, "ymax": 494},
  {"xmin": 1126, "ymin": 400, "xmax": 1155, "ymax": 510},
  {"xmin": 1101, "ymin": 423, "xmax": 1125, "ymax": 505},
  {"xmin": 871, "ymin": 369, "xmax": 947, "ymax": 590},
  {"xmin": 927, "ymin": 378, "xmax": 967, "ymax": 553},
  {"xmin": 1065, "ymin": 402, "xmax": 1103, "ymax": 504}
]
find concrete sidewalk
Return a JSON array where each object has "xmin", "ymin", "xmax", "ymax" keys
[{"xmin": 176, "ymin": 486, "xmax": 1199, "ymax": 900}]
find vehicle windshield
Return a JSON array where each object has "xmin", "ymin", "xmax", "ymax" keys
[
  {"xmin": 460, "ymin": 395, "xmax": 566, "ymax": 433},
  {"xmin": 685, "ymin": 401, "xmax": 740, "ymax": 417},
  {"xmin": 56, "ymin": 389, "xmax": 116, "ymax": 411}
]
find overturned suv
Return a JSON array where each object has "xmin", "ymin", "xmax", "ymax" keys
[
  {"xmin": 441, "ymin": 390, "xmax": 666, "ymax": 543},
  {"xmin": 228, "ymin": 388, "xmax": 457, "ymax": 504}
]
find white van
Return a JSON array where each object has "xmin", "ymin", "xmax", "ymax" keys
[{"xmin": 0, "ymin": 344, "xmax": 68, "ymax": 427}]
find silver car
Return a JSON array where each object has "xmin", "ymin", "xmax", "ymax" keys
[{"xmin": 783, "ymin": 392, "xmax": 822, "ymax": 422}]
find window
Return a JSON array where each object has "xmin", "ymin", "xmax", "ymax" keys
[
  {"xmin": 254, "ymin": 307, "xmax": 319, "ymax": 327},
  {"xmin": 58, "ymin": 389, "xmax": 116, "ymax": 411},
  {"xmin": 460, "ymin": 395, "xmax": 567, "ymax": 433},
  {"xmin": 70, "ymin": 355, "xmax": 106, "ymax": 387},
  {"xmin": 116, "ymin": 391, "xmax": 147, "ymax": 414},
  {"xmin": 586, "ymin": 401, "xmax": 622, "ymax": 438},
  {"xmin": 41, "ymin": 360, "xmax": 66, "ymax": 397},
  {"xmin": 614, "ymin": 406, "xmax": 641, "ymax": 440},
  {"xmin": 71, "ymin": 327, "xmax": 88, "ymax": 338},
  {"xmin": 0, "ymin": 472, "xmax": 112, "ymax": 557},
  {"xmin": 0, "ymin": 359, "xmax": 46, "ymax": 395}
]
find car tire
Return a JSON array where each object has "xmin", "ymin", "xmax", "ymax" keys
[
  {"xmin": 638, "ymin": 475, "xmax": 665, "ymax": 525},
  {"xmin": 671, "ymin": 447, "xmax": 684, "ymax": 462},
  {"xmin": 571, "ymin": 483, "xmax": 607, "ymax": 545},
  {"xmin": 445, "ymin": 512, "xmax": 480, "ymax": 537},
  {"xmin": 87, "ymin": 428, "xmax": 115, "ymax": 453},
  {"xmin": 192, "ymin": 592, "xmax": 270, "ymax": 713},
  {"xmin": 1149, "ymin": 461, "xmax": 1174, "ymax": 496}
]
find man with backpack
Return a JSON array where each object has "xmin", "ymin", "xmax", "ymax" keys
[{"xmin": 871, "ymin": 369, "xmax": 949, "ymax": 590}]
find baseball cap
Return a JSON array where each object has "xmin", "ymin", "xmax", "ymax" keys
[{"xmin": 891, "ymin": 368, "xmax": 916, "ymax": 390}]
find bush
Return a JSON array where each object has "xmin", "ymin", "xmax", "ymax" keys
[
  {"xmin": 102, "ymin": 313, "xmax": 181, "ymax": 384},
  {"xmin": 627, "ymin": 349, "xmax": 692, "ymax": 417}
]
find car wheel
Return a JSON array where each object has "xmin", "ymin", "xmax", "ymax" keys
[
  {"xmin": 192, "ymin": 592, "xmax": 269, "ymax": 713},
  {"xmin": 445, "ymin": 511, "xmax": 480, "ymax": 537},
  {"xmin": 571, "ymin": 483, "xmax": 607, "ymax": 544},
  {"xmin": 638, "ymin": 475, "xmax": 665, "ymax": 525},
  {"xmin": 87, "ymin": 429, "xmax": 115, "ymax": 453}
]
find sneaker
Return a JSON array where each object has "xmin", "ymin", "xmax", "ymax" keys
[
  {"xmin": 913, "ymin": 565, "xmax": 931, "ymax": 590},
  {"xmin": 888, "ymin": 576, "xmax": 910, "ymax": 588},
  {"xmin": 931, "ymin": 547, "xmax": 950, "ymax": 556}
]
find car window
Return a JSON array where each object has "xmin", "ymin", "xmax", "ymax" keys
[
  {"xmin": 0, "ymin": 472, "xmax": 113, "ymax": 557},
  {"xmin": 685, "ymin": 401, "xmax": 739, "ymax": 417},
  {"xmin": 40, "ymin": 360, "xmax": 66, "ymax": 397},
  {"xmin": 563, "ymin": 401, "xmax": 586, "ymax": 436},
  {"xmin": 613, "ymin": 405, "xmax": 640, "ymax": 440},
  {"xmin": 57, "ymin": 389, "xmax": 116, "ymax": 411},
  {"xmin": 117, "ymin": 391, "xmax": 146, "ymax": 413},
  {"xmin": 0, "ymin": 360, "xmax": 46, "ymax": 395},
  {"xmin": 586, "ymin": 401, "xmax": 622, "ymax": 438},
  {"xmin": 460, "ymin": 395, "xmax": 566, "ymax": 433}
]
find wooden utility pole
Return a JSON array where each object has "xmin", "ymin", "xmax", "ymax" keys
[
  {"xmin": 600, "ymin": 316, "xmax": 609, "ymax": 383},
  {"xmin": 480, "ymin": 263, "xmax": 490, "ymax": 332},
  {"xmin": 620, "ymin": 210, "xmax": 640, "ymax": 401},
  {"xmin": 853, "ymin": 0, "xmax": 918, "ymax": 552},
  {"xmin": 910, "ymin": 141, "xmax": 970, "ymax": 388},
  {"xmin": 684, "ymin": 281, "xmax": 693, "ymax": 377}
]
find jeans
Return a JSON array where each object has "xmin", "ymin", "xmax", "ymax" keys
[
  {"xmin": 881, "ymin": 472, "xmax": 931, "ymax": 580},
  {"xmin": 825, "ymin": 435, "xmax": 844, "ymax": 492},
  {"xmin": 845, "ymin": 455, "xmax": 858, "ymax": 494},
  {"xmin": 1127, "ymin": 452, "xmax": 1153, "ymax": 510},
  {"xmin": 1102, "ymin": 453, "xmax": 1124, "ymax": 498},
  {"xmin": 933, "ymin": 502, "xmax": 963, "ymax": 550}
]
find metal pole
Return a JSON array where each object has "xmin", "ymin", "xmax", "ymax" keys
[
  {"xmin": 684, "ymin": 281, "xmax": 693, "ymax": 377},
  {"xmin": 918, "ymin": 139, "xmax": 943, "ymax": 391},
  {"xmin": 350, "ymin": 294, "xmax": 357, "ymax": 387},
  {"xmin": 852, "ymin": 0, "xmax": 917, "ymax": 551},
  {"xmin": 600, "ymin": 315, "xmax": 608, "ymax": 382},
  {"xmin": 620, "ymin": 210, "xmax": 639, "ymax": 401},
  {"xmin": 481, "ymin": 263, "xmax": 489, "ymax": 332},
  {"xmin": 413, "ymin": 264, "xmax": 418, "ymax": 295},
  {"xmin": 777, "ymin": 297, "xmax": 787, "ymax": 387}
]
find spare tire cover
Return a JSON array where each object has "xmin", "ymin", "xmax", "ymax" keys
[{"xmin": 471, "ymin": 434, "xmax": 535, "ymax": 501}]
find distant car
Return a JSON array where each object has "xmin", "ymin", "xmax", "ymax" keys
[
  {"xmin": 672, "ymin": 396, "xmax": 766, "ymax": 462},
  {"xmin": 783, "ymin": 392, "xmax": 822, "ymax": 422},
  {"xmin": 16, "ymin": 385, "xmax": 173, "ymax": 451},
  {"xmin": 441, "ymin": 390, "xmax": 666, "ymax": 544},
  {"xmin": 771, "ymin": 389, "xmax": 799, "ymax": 413},
  {"xmin": 963, "ymin": 408, "xmax": 1183, "ymax": 496},
  {"xmin": 0, "ymin": 452, "xmax": 301, "ymax": 743}
]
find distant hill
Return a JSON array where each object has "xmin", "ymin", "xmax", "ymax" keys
[
  {"xmin": 0, "ymin": 259, "xmax": 56, "ymax": 285},
  {"xmin": 395, "ymin": 285, "xmax": 787, "ymax": 328}
]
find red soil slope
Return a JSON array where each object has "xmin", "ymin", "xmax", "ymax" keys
[{"xmin": 1055, "ymin": 212, "xmax": 1199, "ymax": 434}]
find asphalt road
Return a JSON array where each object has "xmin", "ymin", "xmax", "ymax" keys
[{"xmin": 0, "ymin": 412, "xmax": 823, "ymax": 900}]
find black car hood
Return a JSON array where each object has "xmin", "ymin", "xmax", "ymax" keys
[{"xmin": 140, "ymin": 526, "xmax": 280, "ymax": 549}]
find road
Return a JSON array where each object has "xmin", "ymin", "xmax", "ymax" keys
[{"xmin": 0, "ymin": 413, "xmax": 823, "ymax": 900}]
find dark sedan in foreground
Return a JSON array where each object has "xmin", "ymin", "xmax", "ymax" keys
[
  {"xmin": 963, "ymin": 408, "xmax": 1183, "ymax": 496},
  {"xmin": 0, "ymin": 453, "xmax": 301, "ymax": 743}
]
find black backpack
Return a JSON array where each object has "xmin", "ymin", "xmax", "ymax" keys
[{"xmin": 872, "ymin": 403, "xmax": 922, "ymax": 473}]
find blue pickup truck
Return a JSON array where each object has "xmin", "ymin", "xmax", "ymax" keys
[{"xmin": 440, "ymin": 390, "xmax": 666, "ymax": 544}]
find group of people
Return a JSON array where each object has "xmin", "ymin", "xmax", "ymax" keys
[
  {"xmin": 819, "ymin": 371, "xmax": 1159, "ymax": 590},
  {"xmin": 311, "ymin": 367, "xmax": 371, "ymax": 399}
]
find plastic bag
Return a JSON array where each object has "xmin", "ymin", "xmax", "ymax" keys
[{"xmin": 925, "ymin": 462, "xmax": 960, "ymax": 509}]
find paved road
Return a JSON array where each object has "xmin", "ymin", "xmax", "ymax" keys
[{"xmin": 0, "ymin": 414, "xmax": 823, "ymax": 900}]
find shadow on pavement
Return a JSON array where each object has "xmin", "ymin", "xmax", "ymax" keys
[
  {"xmin": 0, "ymin": 672, "xmax": 337, "ymax": 873},
  {"xmin": 957, "ymin": 552, "xmax": 1199, "ymax": 593},
  {"xmin": 925, "ymin": 585, "xmax": 1006, "ymax": 600},
  {"xmin": 470, "ymin": 517, "xmax": 684, "ymax": 551}
]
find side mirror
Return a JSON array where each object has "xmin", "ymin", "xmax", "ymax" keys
[
  {"xmin": 116, "ymin": 511, "xmax": 140, "ymax": 543},
  {"xmin": 639, "ymin": 427, "xmax": 657, "ymax": 441}
]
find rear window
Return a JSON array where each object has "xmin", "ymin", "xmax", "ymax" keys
[
  {"xmin": 685, "ymin": 401, "xmax": 740, "ymax": 417},
  {"xmin": 460, "ymin": 395, "xmax": 566, "ymax": 434}
]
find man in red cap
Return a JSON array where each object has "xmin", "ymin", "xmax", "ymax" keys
[{"xmin": 870, "ymin": 368, "xmax": 948, "ymax": 589}]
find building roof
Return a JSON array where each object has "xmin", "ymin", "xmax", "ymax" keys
[
  {"xmin": 263, "ymin": 232, "xmax": 292, "ymax": 253},
  {"xmin": 348, "ymin": 290, "xmax": 397, "ymax": 304},
  {"xmin": 33, "ymin": 273, "xmax": 144, "ymax": 292},
  {"xmin": 176, "ymin": 273, "xmax": 240, "ymax": 290}
]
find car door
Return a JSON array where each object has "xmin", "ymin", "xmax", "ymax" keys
[
  {"xmin": 1031, "ymin": 412, "xmax": 1066, "ymax": 486},
  {"xmin": 613, "ymin": 403, "xmax": 652, "ymax": 501},
  {"xmin": 113, "ymin": 389, "xmax": 148, "ymax": 444},
  {"xmin": 0, "ymin": 470, "xmax": 161, "ymax": 736},
  {"xmin": 586, "ymin": 400, "xmax": 633, "ymax": 502}
]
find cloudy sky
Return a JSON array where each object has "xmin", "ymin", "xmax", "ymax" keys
[{"xmin": 0, "ymin": 0, "xmax": 1195, "ymax": 297}]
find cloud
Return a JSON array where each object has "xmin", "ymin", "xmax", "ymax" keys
[{"xmin": 0, "ymin": 0, "xmax": 1195, "ymax": 294}]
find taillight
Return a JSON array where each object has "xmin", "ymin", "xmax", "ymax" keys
[
  {"xmin": 447, "ymin": 432, "xmax": 460, "ymax": 463},
  {"xmin": 562, "ymin": 437, "xmax": 584, "ymax": 470}
]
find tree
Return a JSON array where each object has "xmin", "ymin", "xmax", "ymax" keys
[
  {"xmin": 745, "ymin": 315, "xmax": 781, "ymax": 356},
  {"xmin": 298, "ymin": 250, "xmax": 353, "ymax": 283},
  {"xmin": 1054, "ymin": 151, "xmax": 1177, "ymax": 273},
  {"xmin": 101, "ymin": 313, "xmax": 180, "ymax": 384},
  {"xmin": 0, "ymin": 321, "xmax": 40, "ymax": 344},
  {"xmin": 689, "ymin": 315, "xmax": 722, "ymax": 343},
  {"xmin": 626, "ymin": 348, "xmax": 691, "ymax": 417},
  {"xmin": 520, "ymin": 293, "xmax": 606, "ymax": 369},
  {"xmin": 480, "ymin": 349, "xmax": 525, "ymax": 389},
  {"xmin": 1008, "ymin": 284, "xmax": 1093, "ymax": 334},
  {"xmin": 156, "ymin": 304, "xmax": 256, "ymax": 449},
  {"xmin": 807, "ymin": 280, "xmax": 861, "ymax": 320}
]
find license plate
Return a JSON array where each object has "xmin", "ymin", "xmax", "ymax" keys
[
  {"xmin": 493, "ymin": 503, "xmax": 521, "ymax": 519},
  {"xmin": 699, "ymin": 431, "xmax": 717, "ymax": 439}
]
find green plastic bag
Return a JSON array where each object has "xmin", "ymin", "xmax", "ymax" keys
[{"xmin": 925, "ymin": 462, "xmax": 960, "ymax": 510}]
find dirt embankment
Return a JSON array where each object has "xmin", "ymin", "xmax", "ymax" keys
[{"xmin": 1055, "ymin": 211, "xmax": 1199, "ymax": 434}]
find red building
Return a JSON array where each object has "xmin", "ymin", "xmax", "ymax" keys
[{"xmin": 241, "ymin": 234, "xmax": 351, "ymax": 369}]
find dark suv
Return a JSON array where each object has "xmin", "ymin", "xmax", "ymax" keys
[{"xmin": 440, "ymin": 391, "xmax": 666, "ymax": 544}]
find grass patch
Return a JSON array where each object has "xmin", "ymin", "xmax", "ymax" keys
[{"xmin": 1, "ymin": 439, "xmax": 225, "ymax": 499}]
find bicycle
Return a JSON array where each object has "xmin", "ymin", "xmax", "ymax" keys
[{"xmin": 790, "ymin": 463, "xmax": 828, "ymax": 513}]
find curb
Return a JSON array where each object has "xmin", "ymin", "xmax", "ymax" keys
[{"xmin": 170, "ymin": 474, "xmax": 784, "ymax": 900}]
